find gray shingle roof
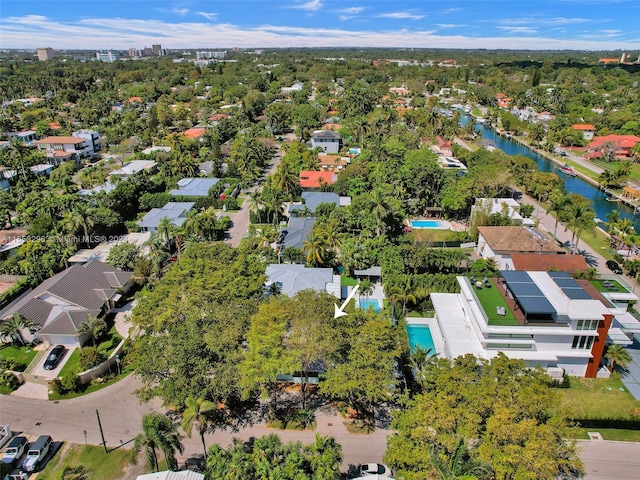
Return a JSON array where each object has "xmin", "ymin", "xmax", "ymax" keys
[
  {"xmin": 311, "ymin": 130, "xmax": 340, "ymax": 140},
  {"xmin": 266, "ymin": 264, "xmax": 334, "ymax": 297},
  {"xmin": 281, "ymin": 218, "xmax": 315, "ymax": 250}
]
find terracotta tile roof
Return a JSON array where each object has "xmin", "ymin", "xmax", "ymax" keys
[
  {"xmin": 478, "ymin": 226, "xmax": 565, "ymax": 254},
  {"xmin": 299, "ymin": 171, "xmax": 337, "ymax": 188},
  {"xmin": 182, "ymin": 127, "xmax": 206, "ymax": 139},
  {"xmin": 589, "ymin": 134, "xmax": 640, "ymax": 150},
  {"xmin": 322, "ymin": 123, "xmax": 342, "ymax": 131},
  {"xmin": 128, "ymin": 96, "xmax": 142, "ymax": 103},
  {"xmin": 209, "ymin": 113, "xmax": 229, "ymax": 121},
  {"xmin": 572, "ymin": 124, "xmax": 595, "ymax": 131},
  {"xmin": 34, "ymin": 136, "xmax": 85, "ymax": 145},
  {"xmin": 510, "ymin": 253, "xmax": 589, "ymax": 274}
]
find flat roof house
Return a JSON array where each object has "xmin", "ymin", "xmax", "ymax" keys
[
  {"xmin": 310, "ymin": 130, "xmax": 341, "ymax": 154},
  {"xmin": 0, "ymin": 261, "xmax": 133, "ymax": 347},
  {"xmin": 428, "ymin": 271, "xmax": 618, "ymax": 377},
  {"xmin": 477, "ymin": 226, "xmax": 564, "ymax": 269},
  {"xmin": 109, "ymin": 160, "xmax": 157, "ymax": 178},
  {"xmin": 170, "ymin": 178, "xmax": 220, "ymax": 197},
  {"xmin": 138, "ymin": 202, "xmax": 195, "ymax": 232}
]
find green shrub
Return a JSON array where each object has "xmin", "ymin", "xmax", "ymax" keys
[
  {"xmin": 0, "ymin": 371, "xmax": 20, "ymax": 393},
  {"xmin": 79, "ymin": 347, "xmax": 107, "ymax": 371},
  {"xmin": 51, "ymin": 370, "xmax": 80, "ymax": 395}
]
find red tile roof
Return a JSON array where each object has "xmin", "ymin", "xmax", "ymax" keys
[
  {"xmin": 589, "ymin": 134, "xmax": 640, "ymax": 150},
  {"xmin": 510, "ymin": 253, "xmax": 589, "ymax": 274},
  {"xmin": 299, "ymin": 171, "xmax": 337, "ymax": 188},
  {"xmin": 572, "ymin": 124, "xmax": 595, "ymax": 131},
  {"xmin": 128, "ymin": 96, "xmax": 142, "ymax": 103},
  {"xmin": 209, "ymin": 113, "xmax": 230, "ymax": 121},
  {"xmin": 182, "ymin": 127, "xmax": 206, "ymax": 139}
]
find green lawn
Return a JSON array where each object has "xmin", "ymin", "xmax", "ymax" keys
[
  {"xmin": 37, "ymin": 444, "xmax": 132, "ymax": 480},
  {"xmin": 472, "ymin": 280, "xmax": 519, "ymax": 326},
  {"xmin": 557, "ymin": 377, "xmax": 640, "ymax": 420},
  {"xmin": 590, "ymin": 279, "xmax": 628, "ymax": 293},
  {"xmin": 409, "ymin": 229, "xmax": 453, "ymax": 243},
  {"xmin": 341, "ymin": 276, "xmax": 358, "ymax": 286},
  {"xmin": 56, "ymin": 327, "xmax": 123, "ymax": 378},
  {"xmin": 593, "ymin": 159, "xmax": 640, "ymax": 185},
  {"xmin": 0, "ymin": 345, "xmax": 38, "ymax": 369},
  {"xmin": 571, "ymin": 428, "xmax": 640, "ymax": 442}
]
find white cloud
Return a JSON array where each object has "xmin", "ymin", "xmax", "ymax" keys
[
  {"xmin": 498, "ymin": 26, "xmax": 538, "ymax": 34},
  {"xmin": 547, "ymin": 17, "xmax": 591, "ymax": 25},
  {"xmin": 172, "ymin": 8, "xmax": 189, "ymax": 16},
  {"xmin": 291, "ymin": 0, "xmax": 323, "ymax": 11},
  {"xmin": 338, "ymin": 7, "xmax": 364, "ymax": 14},
  {"xmin": 1, "ymin": 15, "xmax": 638, "ymax": 51},
  {"xmin": 197, "ymin": 12, "xmax": 218, "ymax": 21},
  {"xmin": 435, "ymin": 24, "xmax": 466, "ymax": 29},
  {"xmin": 377, "ymin": 12, "xmax": 425, "ymax": 20}
]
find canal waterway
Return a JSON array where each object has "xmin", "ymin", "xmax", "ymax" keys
[{"xmin": 464, "ymin": 117, "xmax": 640, "ymax": 233}]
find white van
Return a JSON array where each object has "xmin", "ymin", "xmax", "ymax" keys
[
  {"xmin": 21, "ymin": 435, "xmax": 51, "ymax": 472},
  {"xmin": 1, "ymin": 436, "xmax": 27, "ymax": 466}
]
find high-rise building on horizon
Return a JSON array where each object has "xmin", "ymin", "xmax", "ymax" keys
[
  {"xmin": 36, "ymin": 47, "xmax": 54, "ymax": 61},
  {"xmin": 96, "ymin": 51, "xmax": 118, "ymax": 63}
]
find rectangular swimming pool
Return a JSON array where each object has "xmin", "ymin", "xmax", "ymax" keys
[
  {"xmin": 360, "ymin": 298, "xmax": 381, "ymax": 312},
  {"xmin": 406, "ymin": 324, "xmax": 436, "ymax": 353},
  {"xmin": 410, "ymin": 220, "xmax": 445, "ymax": 229}
]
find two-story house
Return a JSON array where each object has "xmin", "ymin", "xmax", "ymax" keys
[{"xmin": 310, "ymin": 130, "xmax": 341, "ymax": 154}]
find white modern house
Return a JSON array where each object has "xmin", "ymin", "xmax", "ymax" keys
[
  {"xmin": 310, "ymin": 130, "xmax": 341, "ymax": 154},
  {"xmin": 425, "ymin": 271, "xmax": 631, "ymax": 378},
  {"xmin": 33, "ymin": 130, "xmax": 101, "ymax": 164},
  {"xmin": 471, "ymin": 198, "xmax": 534, "ymax": 227}
]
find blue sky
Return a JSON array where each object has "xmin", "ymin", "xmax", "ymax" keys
[{"xmin": 1, "ymin": 0, "xmax": 639, "ymax": 51}]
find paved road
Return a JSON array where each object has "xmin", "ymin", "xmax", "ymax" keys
[
  {"xmin": 0, "ymin": 374, "xmax": 390, "ymax": 475},
  {"xmin": 579, "ymin": 439, "xmax": 640, "ymax": 479},
  {"xmin": 224, "ymin": 139, "xmax": 288, "ymax": 247}
]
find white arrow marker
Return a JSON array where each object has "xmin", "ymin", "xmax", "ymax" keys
[{"xmin": 334, "ymin": 284, "xmax": 359, "ymax": 319}]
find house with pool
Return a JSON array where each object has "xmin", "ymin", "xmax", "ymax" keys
[{"xmin": 412, "ymin": 270, "xmax": 638, "ymax": 378}]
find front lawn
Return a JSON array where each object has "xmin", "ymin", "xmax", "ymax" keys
[
  {"xmin": 590, "ymin": 279, "xmax": 628, "ymax": 293},
  {"xmin": 557, "ymin": 376, "xmax": 640, "ymax": 421},
  {"xmin": 37, "ymin": 444, "xmax": 132, "ymax": 480},
  {"xmin": 0, "ymin": 345, "xmax": 38, "ymax": 370},
  {"xmin": 409, "ymin": 229, "xmax": 454, "ymax": 243}
]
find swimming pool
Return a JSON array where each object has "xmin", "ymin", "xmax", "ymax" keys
[
  {"xmin": 360, "ymin": 298, "xmax": 381, "ymax": 312},
  {"xmin": 406, "ymin": 324, "xmax": 436, "ymax": 353},
  {"xmin": 410, "ymin": 220, "xmax": 446, "ymax": 229}
]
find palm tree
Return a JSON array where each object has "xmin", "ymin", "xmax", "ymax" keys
[
  {"xmin": 605, "ymin": 344, "xmax": 632, "ymax": 373},
  {"xmin": 304, "ymin": 434, "xmax": 343, "ymax": 480},
  {"xmin": 547, "ymin": 192, "xmax": 571, "ymax": 240},
  {"xmin": 134, "ymin": 413, "xmax": 184, "ymax": 472},
  {"xmin": 76, "ymin": 315, "xmax": 107, "ymax": 347},
  {"xmin": 387, "ymin": 279, "xmax": 417, "ymax": 317},
  {"xmin": 410, "ymin": 345, "xmax": 437, "ymax": 390},
  {"xmin": 181, "ymin": 396, "xmax": 217, "ymax": 459},
  {"xmin": 358, "ymin": 279, "xmax": 374, "ymax": 301},
  {"xmin": 302, "ymin": 232, "xmax": 327, "ymax": 267},
  {"xmin": 431, "ymin": 439, "xmax": 493, "ymax": 480},
  {"xmin": 157, "ymin": 217, "xmax": 176, "ymax": 245},
  {"xmin": 248, "ymin": 191, "xmax": 264, "ymax": 224},
  {"xmin": 63, "ymin": 203, "xmax": 96, "ymax": 247},
  {"xmin": 0, "ymin": 313, "xmax": 35, "ymax": 346}
]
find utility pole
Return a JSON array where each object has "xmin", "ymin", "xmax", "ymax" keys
[{"xmin": 96, "ymin": 409, "xmax": 107, "ymax": 453}]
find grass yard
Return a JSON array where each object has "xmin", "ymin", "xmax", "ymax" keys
[
  {"xmin": 590, "ymin": 279, "xmax": 628, "ymax": 293},
  {"xmin": 37, "ymin": 444, "xmax": 132, "ymax": 480},
  {"xmin": 49, "ymin": 364, "xmax": 134, "ymax": 400},
  {"xmin": 576, "ymin": 228, "xmax": 614, "ymax": 260},
  {"xmin": 593, "ymin": 159, "xmax": 640, "ymax": 185},
  {"xmin": 409, "ymin": 229, "xmax": 453, "ymax": 243},
  {"xmin": 0, "ymin": 345, "xmax": 38, "ymax": 369},
  {"xmin": 557, "ymin": 377, "xmax": 640, "ymax": 421},
  {"xmin": 472, "ymin": 280, "xmax": 519, "ymax": 326},
  {"xmin": 341, "ymin": 276, "xmax": 358, "ymax": 286},
  {"xmin": 571, "ymin": 427, "xmax": 640, "ymax": 442}
]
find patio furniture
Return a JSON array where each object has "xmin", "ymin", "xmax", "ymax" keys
[
  {"xmin": 476, "ymin": 281, "xmax": 483, "ymax": 289},
  {"xmin": 496, "ymin": 306, "xmax": 506, "ymax": 316},
  {"xmin": 484, "ymin": 280, "xmax": 492, "ymax": 288}
]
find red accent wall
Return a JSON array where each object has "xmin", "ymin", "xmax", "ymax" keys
[{"xmin": 585, "ymin": 313, "xmax": 613, "ymax": 378}]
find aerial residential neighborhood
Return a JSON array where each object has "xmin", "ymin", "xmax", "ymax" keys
[{"xmin": 1, "ymin": 1, "xmax": 640, "ymax": 479}]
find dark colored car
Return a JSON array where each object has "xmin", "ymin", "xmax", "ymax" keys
[
  {"xmin": 606, "ymin": 260, "xmax": 623, "ymax": 275},
  {"xmin": 43, "ymin": 345, "xmax": 66, "ymax": 370}
]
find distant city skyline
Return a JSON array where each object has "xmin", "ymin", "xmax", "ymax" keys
[{"xmin": 1, "ymin": 0, "xmax": 639, "ymax": 51}]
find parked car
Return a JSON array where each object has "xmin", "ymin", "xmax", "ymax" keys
[
  {"xmin": 2, "ymin": 436, "xmax": 27, "ymax": 466},
  {"xmin": 359, "ymin": 463, "xmax": 393, "ymax": 477},
  {"xmin": 22, "ymin": 435, "xmax": 52, "ymax": 472},
  {"xmin": 43, "ymin": 345, "xmax": 66, "ymax": 371},
  {"xmin": 606, "ymin": 260, "xmax": 623, "ymax": 275}
]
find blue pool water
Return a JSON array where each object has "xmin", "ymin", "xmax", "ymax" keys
[
  {"xmin": 360, "ymin": 298, "xmax": 381, "ymax": 312},
  {"xmin": 406, "ymin": 324, "xmax": 436, "ymax": 353},
  {"xmin": 410, "ymin": 220, "xmax": 445, "ymax": 229}
]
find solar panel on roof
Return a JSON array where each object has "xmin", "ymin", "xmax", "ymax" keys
[
  {"xmin": 501, "ymin": 271, "xmax": 533, "ymax": 283},
  {"xmin": 563, "ymin": 289, "xmax": 591, "ymax": 300},
  {"xmin": 554, "ymin": 278, "xmax": 579, "ymax": 287},
  {"xmin": 518, "ymin": 296, "xmax": 557, "ymax": 315},
  {"xmin": 548, "ymin": 271, "xmax": 571, "ymax": 279},
  {"xmin": 509, "ymin": 282, "xmax": 545, "ymax": 297}
]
